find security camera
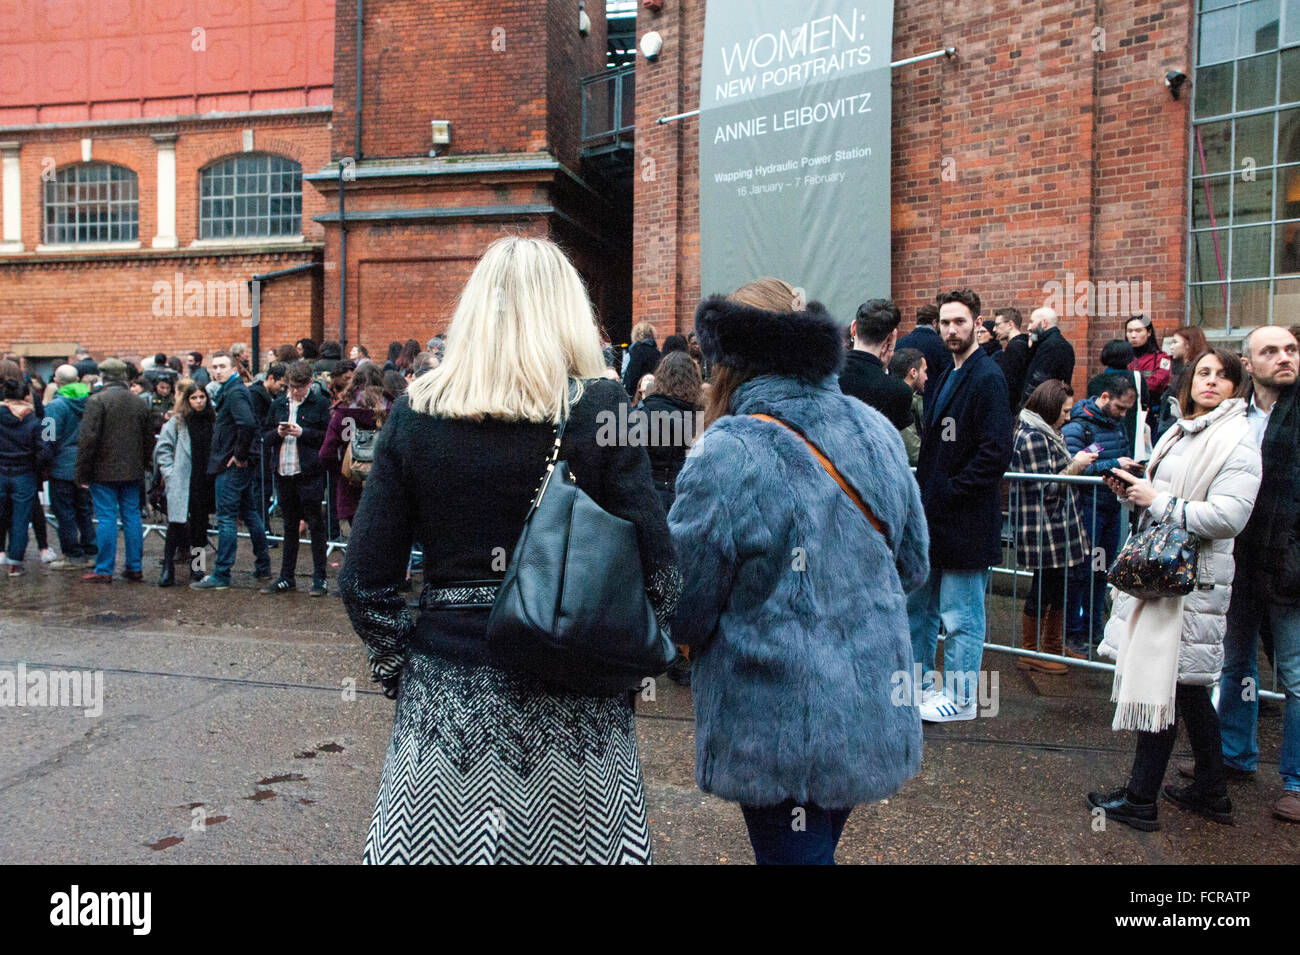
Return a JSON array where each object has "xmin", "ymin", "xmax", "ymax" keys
[
  {"xmin": 579, "ymin": 1, "xmax": 591, "ymax": 37},
  {"xmin": 1165, "ymin": 70, "xmax": 1188, "ymax": 100}
]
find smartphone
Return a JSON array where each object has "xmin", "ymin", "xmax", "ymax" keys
[{"xmin": 1083, "ymin": 442, "xmax": 1103, "ymax": 454}]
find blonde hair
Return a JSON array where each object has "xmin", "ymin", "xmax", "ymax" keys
[
  {"xmin": 631, "ymin": 321, "xmax": 656, "ymax": 342},
  {"xmin": 407, "ymin": 236, "xmax": 605, "ymax": 423}
]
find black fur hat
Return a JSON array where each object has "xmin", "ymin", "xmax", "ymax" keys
[{"xmin": 693, "ymin": 294, "xmax": 844, "ymax": 381}]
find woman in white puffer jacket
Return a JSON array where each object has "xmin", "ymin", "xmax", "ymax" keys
[{"xmin": 1088, "ymin": 348, "xmax": 1261, "ymax": 832}]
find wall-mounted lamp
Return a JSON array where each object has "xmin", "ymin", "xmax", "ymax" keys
[
  {"xmin": 640, "ymin": 31, "xmax": 663, "ymax": 60},
  {"xmin": 1165, "ymin": 70, "xmax": 1188, "ymax": 100}
]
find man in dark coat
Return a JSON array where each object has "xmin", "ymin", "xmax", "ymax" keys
[
  {"xmin": 992, "ymin": 307, "xmax": 1031, "ymax": 413},
  {"xmin": 75, "ymin": 358, "xmax": 152, "ymax": 582},
  {"xmin": 1061, "ymin": 373, "xmax": 1138, "ymax": 653},
  {"xmin": 622, "ymin": 323, "xmax": 660, "ymax": 398},
  {"xmin": 248, "ymin": 363, "xmax": 286, "ymax": 527},
  {"xmin": 44, "ymin": 364, "xmax": 97, "ymax": 568},
  {"xmin": 838, "ymin": 298, "xmax": 914, "ymax": 432},
  {"xmin": 261, "ymin": 361, "xmax": 332, "ymax": 595},
  {"xmin": 192, "ymin": 351, "xmax": 271, "ymax": 590},
  {"xmin": 909, "ymin": 289, "xmax": 1013, "ymax": 722},
  {"xmin": 1204, "ymin": 326, "xmax": 1300, "ymax": 823},
  {"xmin": 896, "ymin": 303, "xmax": 952, "ymax": 417},
  {"xmin": 1019, "ymin": 306, "xmax": 1076, "ymax": 407}
]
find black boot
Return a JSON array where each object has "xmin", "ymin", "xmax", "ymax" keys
[
  {"xmin": 1086, "ymin": 788, "xmax": 1160, "ymax": 831},
  {"xmin": 1162, "ymin": 784, "xmax": 1233, "ymax": 825},
  {"xmin": 158, "ymin": 524, "xmax": 179, "ymax": 587}
]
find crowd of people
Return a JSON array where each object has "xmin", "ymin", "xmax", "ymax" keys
[{"xmin": 2, "ymin": 237, "xmax": 1297, "ymax": 864}]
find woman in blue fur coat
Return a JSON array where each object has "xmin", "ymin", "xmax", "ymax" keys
[{"xmin": 668, "ymin": 279, "xmax": 930, "ymax": 865}]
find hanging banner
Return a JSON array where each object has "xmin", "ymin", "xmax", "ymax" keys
[{"xmin": 699, "ymin": 2, "xmax": 894, "ymax": 322}]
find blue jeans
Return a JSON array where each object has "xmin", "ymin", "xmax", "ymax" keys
[
  {"xmin": 50, "ymin": 478, "xmax": 96, "ymax": 559},
  {"xmin": 90, "ymin": 480, "xmax": 143, "ymax": 576},
  {"xmin": 1218, "ymin": 577, "xmax": 1300, "ymax": 792},
  {"xmin": 213, "ymin": 464, "xmax": 270, "ymax": 583},
  {"xmin": 0, "ymin": 471, "xmax": 37, "ymax": 563},
  {"xmin": 740, "ymin": 799, "xmax": 852, "ymax": 865},
  {"xmin": 1068, "ymin": 502, "xmax": 1120, "ymax": 649},
  {"xmin": 907, "ymin": 567, "xmax": 991, "ymax": 706}
]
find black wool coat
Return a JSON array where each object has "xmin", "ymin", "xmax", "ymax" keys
[
  {"xmin": 838, "ymin": 349, "xmax": 914, "ymax": 432},
  {"xmin": 994, "ymin": 333, "xmax": 1031, "ymax": 412},
  {"xmin": 1019, "ymin": 326, "xmax": 1076, "ymax": 406},
  {"xmin": 622, "ymin": 339, "xmax": 660, "ymax": 397},
  {"xmin": 264, "ymin": 388, "xmax": 332, "ymax": 480},
  {"xmin": 918, "ymin": 347, "xmax": 1014, "ymax": 570},
  {"xmin": 1235, "ymin": 383, "xmax": 1300, "ymax": 603},
  {"xmin": 207, "ymin": 375, "xmax": 259, "ymax": 476},
  {"xmin": 339, "ymin": 379, "xmax": 681, "ymax": 693}
]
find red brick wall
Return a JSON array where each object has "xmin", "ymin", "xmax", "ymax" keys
[
  {"xmin": 0, "ymin": 113, "xmax": 331, "ymax": 359},
  {"xmin": 633, "ymin": 0, "xmax": 1195, "ymax": 389},
  {"xmin": 0, "ymin": 249, "xmax": 321, "ymax": 361}
]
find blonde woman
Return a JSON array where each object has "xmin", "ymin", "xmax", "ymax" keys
[{"xmin": 340, "ymin": 236, "xmax": 680, "ymax": 864}]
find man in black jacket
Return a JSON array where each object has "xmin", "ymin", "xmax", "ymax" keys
[
  {"xmin": 908, "ymin": 289, "xmax": 1013, "ymax": 723},
  {"xmin": 1195, "ymin": 326, "xmax": 1300, "ymax": 823},
  {"xmin": 896, "ymin": 303, "xmax": 952, "ymax": 417},
  {"xmin": 248, "ymin": 363, "xmax": 286, "ymax": 527},
  {"xmin": 992, "ymin": 307, "xmax": 1031, "ymax": 412},
  {"xmin": 193, "ymin": 351, "xmax": 271, "ymax": 590},
  {"xmin": 1019, "ymin": 306, "xmax": 1076, "ymax": 407},
  {"xmin": 838, "ymin": 298, "xmax": 914, "ymax": 432},
  {"xmin": 261, "ymin": 361, "xmax": 331, "ymax": 595}
]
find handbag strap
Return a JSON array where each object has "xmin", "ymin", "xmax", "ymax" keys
[
  {"xmin": 524, "ymin": 381, "xmax": 583, "ymax": 517},
  {"xmin": 750, "ymin": 413, "xmax": 891, "ymax": 549}
]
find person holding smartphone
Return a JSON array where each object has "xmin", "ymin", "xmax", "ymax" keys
[{"xmin": 1089, "ymin": 348, "xmax": 1261, "ymax": 831}]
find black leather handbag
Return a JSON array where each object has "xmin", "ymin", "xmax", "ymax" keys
[
  {"xmin": 486, "ymin": 387, "xmax": 676, "ymax": 696},
  {"xmin": 1107, "ymin": 498, "xmax": 1200, "ymax": 600}
]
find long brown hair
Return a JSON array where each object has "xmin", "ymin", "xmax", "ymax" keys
[
  {"xmin": 173, "ymin": 379, "xmax": 213, "ymax": 424},
  {"xmin": 1175, "ymin": 347, "xmax": 1245, "ymax": 419},
  {"xmin": 652, "ymin": 351, "xmax": 703, "ymax": 405},
  {"xmin": 1172, "ymin": 325, "xmax": 1208, "ymax": 364},
  {"xmin": 700, "ymin": 278, "xmax": 800, "ymax": 431}
]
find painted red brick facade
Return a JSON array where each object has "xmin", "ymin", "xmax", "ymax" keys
[{"xmin": 633, "ymin": 0, "xmax": 1194, "ymax": 392}]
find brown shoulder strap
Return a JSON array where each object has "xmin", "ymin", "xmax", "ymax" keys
[{"xmin": 750, "ymin": 413, "xmax": 891, "ymax": 548}]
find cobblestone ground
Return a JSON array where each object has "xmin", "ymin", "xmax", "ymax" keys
[{"xmin": 1, "ymin": 533, "xmax": 1296, "ymax": 864}]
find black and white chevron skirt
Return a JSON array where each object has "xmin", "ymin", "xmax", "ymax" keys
[{"xmin": 363, "ymin": 650, "xmax": 653, "ymax": 864}]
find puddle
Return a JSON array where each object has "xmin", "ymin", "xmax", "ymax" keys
[
  {"xmin": 317, "ymin": 742, "xmax": 344, "ymax": 753},
  {"xmin": 244, "ymin": 789, "xmax": 276, "ymax": 801},
  {"xmin": 148, "ymin": 836, "xmax": 183, "ymax": 850},
  {"xmin": 257, "ymin": 773, "xmax": 307, "ymax": 785}
]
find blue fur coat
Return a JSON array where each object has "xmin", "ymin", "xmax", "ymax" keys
[{"xmin": 669, "ymin": 369, "xmax": 930, "ymax": 809}]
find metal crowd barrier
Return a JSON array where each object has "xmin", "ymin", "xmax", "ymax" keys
[{"xmin": 34, "ymin": 461, "xmax": 1285, "ymax": 701}]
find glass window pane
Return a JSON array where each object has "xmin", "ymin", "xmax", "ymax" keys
[
  {"xmin": 1193, "ymin": 175, "xmax": 1231, "ymax": 229},
  {"xmin": 1237, "ymin": 52, "xmax": 1278, "ymax": 110},
  {"xmin": 1233, "ymin": 224, "xmax": 1274, "ymax": 277},
  {"xmin": 1200, "ymin": 8, "xmax": 1238, "ymax": 64},
  {"xmin": 1283, "ymin": 48, "xmax": 1300, "ymax": 105},
  {"xmin": 1196, "ymin": 62, "xmax": 1235, "ymax": 117},
  {"xmin": 1287, "ymin": 0, "xmax": 1300, "ymax": 42},
  {"xmin": 1191, "ymin": 229, "xmax": 1230, "ymax": 282},
  {"xmin": 1282, "ymin": 108, "xmax": 1300, "ymax": 164},
  {"xmin": 1280, "ymin": 166, "xmax": 1300, "ymax": 218},
  {"xmin": 1276, "ymin": 277, "xmax": 1300, "ymax": 317},
  {"xmin": 1237, "ymin": 112, "xmax": 1276, "ymax": 165},
  {"xmin": 1279, "ymin": 222, "xmax": 1300, "ymax": 274},
  {"xmin": 1194, "ymin": 120, "xmax": 1233, "ymax": 173},
  {"xmin": 1189, "ymin": 283, "xmax": 1229, "ymax": 331},
  {"xmin": 1235, "ymin": 173, "xmax": 1275, "ymax": 222},
  {"xmin": 1239, "ymin": 0, "xmax": 1282, "ymax": 55},
  {"xmin": 1231, "ymin": 280, "xmax": 1272, "ymax": 324}
]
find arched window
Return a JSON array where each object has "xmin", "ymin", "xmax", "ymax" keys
[
  {"xmin": 43, "ymin": 163, "xmax": 139, "ymax": 244},
  {"xmin": 199, "ymin": 154, "xmax": 302, "ymax": 239}
]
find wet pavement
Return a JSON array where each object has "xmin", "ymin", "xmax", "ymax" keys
[{"xmin": 1, "ymin": 533, "xmax": 1297, "ymax": 864}]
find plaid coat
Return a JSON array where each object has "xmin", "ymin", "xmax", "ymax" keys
[{"xmin": 1011, "ymin": 419, "xmax": 1089, "ymax": 570}]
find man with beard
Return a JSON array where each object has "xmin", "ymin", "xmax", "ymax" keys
[
  {"xmin": 1180, "ymin": 326, "xmax": 1300, "ymax": 822},
  {"xmin": 908, "ymin": 288, "xmax": 1013, "ymax": 722},
  {"xmin": 1019, "ymin": 306, "xmax": 1075, "ymax": 408}
]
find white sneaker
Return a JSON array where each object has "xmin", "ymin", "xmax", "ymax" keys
[
  {"xmin": 919, "ymin": 684, "xmax": 944, "ymax": 706},
  {"xmin": 40, "ymin": 548, "xmax": 57, "ymax": 564},
  {"xmin": 919, "ymin": 692, "xmax": 978, "ymax": 723}
]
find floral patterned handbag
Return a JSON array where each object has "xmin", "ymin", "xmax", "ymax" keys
[{"xmin": 1107, "ymin": 498, "xmax": 1200, "ymax": 600}]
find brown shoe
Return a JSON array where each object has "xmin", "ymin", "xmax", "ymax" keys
[
  {"xmin": 81, "ymin": 572, "xmax": 112, "ymax": 583},
  {"xmin": 1016, "ymin": 612, "xmax": 1068, "ymax": 673},
  {"xmin": 1176, "ymin": 757, "xmax": 1255, "ymax": 781},
  {"xmin": 1273, "ymin": 791, "xmax": 1300, "ymax": 823},
  {"xmin": 123, "ymin": 570, "xmax": 144, "ymax": 582}
]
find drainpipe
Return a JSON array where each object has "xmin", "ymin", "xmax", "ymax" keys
[{"xmin": 246, "ymin": 262, "xmax": 324, "ymax": 375}]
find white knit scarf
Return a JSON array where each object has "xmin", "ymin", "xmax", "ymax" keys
[
  {"xmin": 1110, "ymin": 398, "xmax": 1249, "ymax": 732},
  {"xmin": 1018, "ymin": 408, "xmax": 1069, "ymax": 458}
]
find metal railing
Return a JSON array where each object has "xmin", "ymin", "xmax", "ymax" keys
[{"xmin": 580, "ymin": 66, "xmax": 635, "ymax": 150}]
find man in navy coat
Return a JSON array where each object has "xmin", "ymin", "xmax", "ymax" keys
[
  {"xmin": 909, "ymin": 288, "xmax": 1014, "ymax": 722},
  {"xmin": 897, "ymin": 303, "xmax": 953, "ymax": 417}
]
